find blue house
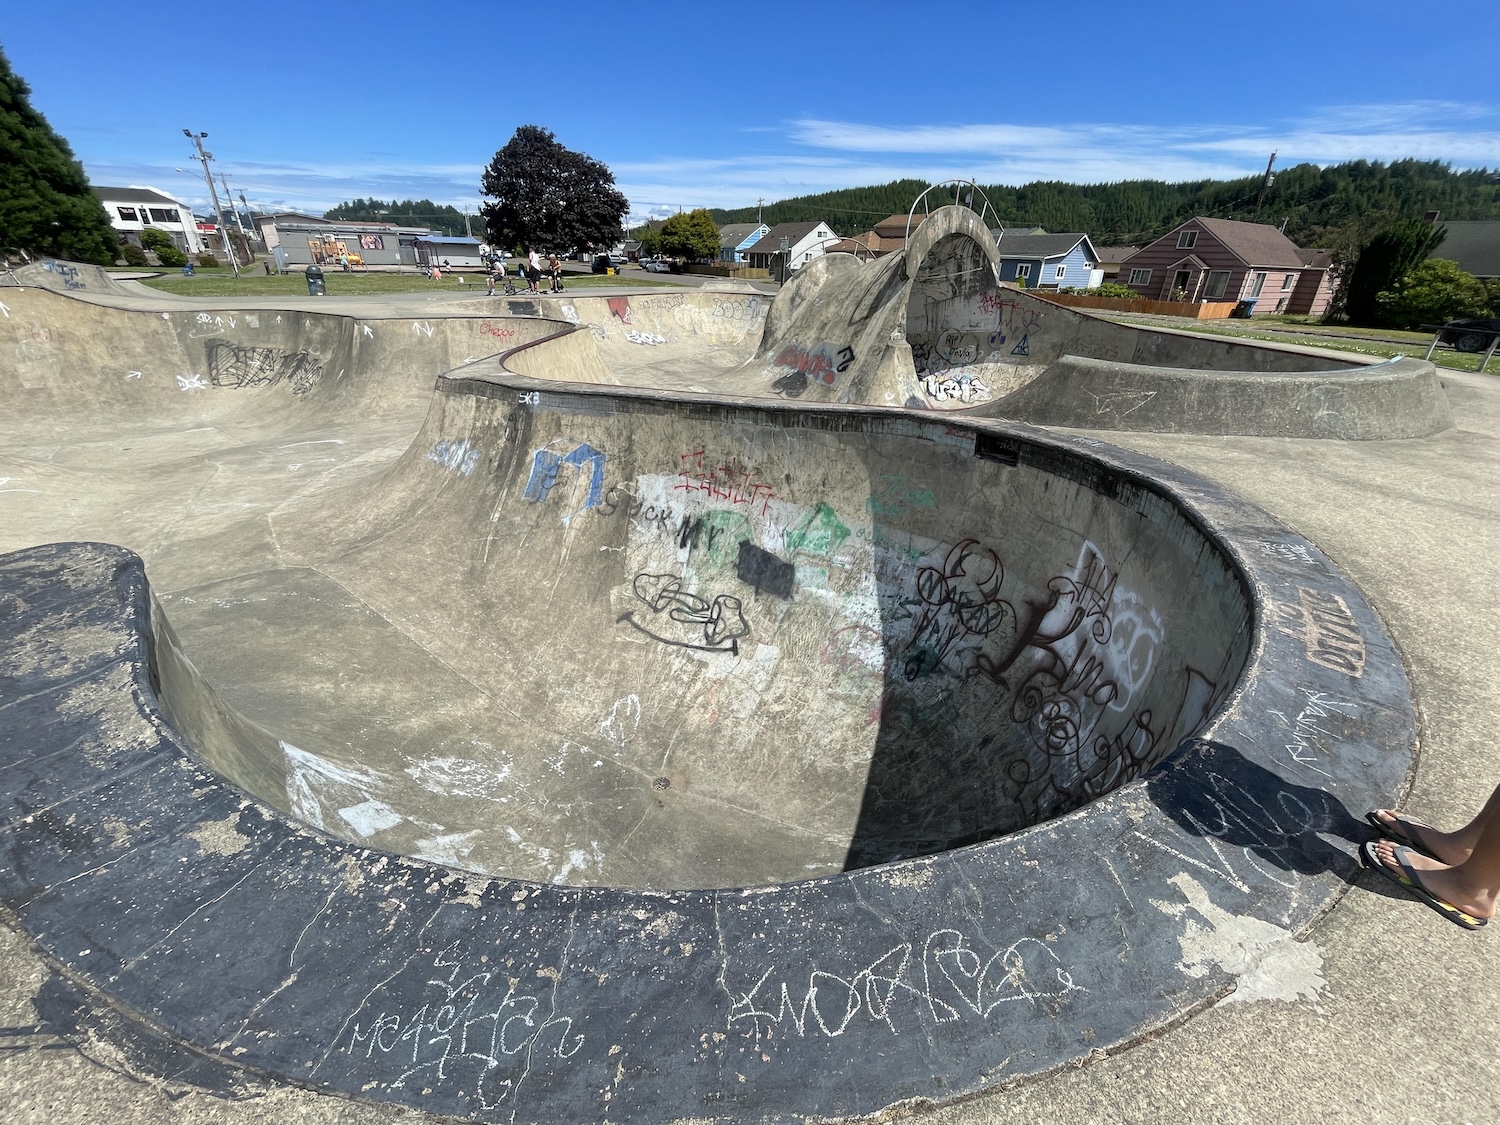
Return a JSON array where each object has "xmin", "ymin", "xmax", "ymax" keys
[
  {"xmin": 992, "ymin": 232, "xmax": 1102, "ymax": 290},
  {"xmin": 718, "ymin": 222, "xmax": 770, "ymax": 263}
]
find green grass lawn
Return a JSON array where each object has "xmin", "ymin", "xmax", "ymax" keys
[
  {"xmin": 1110, "ymin": 318, "xmax": 1495, "ymax": 373},
  {"xmin": 138, "ymin": 270, "xmax": 682, "ymax": 297}
]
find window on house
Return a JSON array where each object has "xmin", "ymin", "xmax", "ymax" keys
[
  {"xmin": 1282, "ymin": 273, "xmax": 1297, "ymax": 290},
  {"xmin": 1055, "ymin": 264, "xmax": 1067, "ymax": 280},
  {"xmin": 1177, "ymin": 230, "xmax": 1198, "ymax": 249},
  {"xmin": 148, "ymin": 208, "xmax": 179, "ymax": 223},
  {"xmin": 1251, "ymin": 271, "xmax": 1268, "ymax": 297},
  {"xmin": 1128, "ymin": 267, "xmax": 1151, "ymax": 286},
  {"xmin": 1204, "ymin": 270, "xmax": 1231, "ymax": 298},
  {"xmin": 117, "ymin": 207, "xmax": 138, "ymax": 222},
  {"xmin": 1015, "ymin": 263, "xmax": 1031, "ymax": 279}
]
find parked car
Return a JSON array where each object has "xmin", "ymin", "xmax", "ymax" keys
[
  {"xmin": 641, "ymin": 258, "xmax": 672, "ymax": 273},
  {"xmin": 590, "ymin": 255, "xmax": 611, "ymax": 274},
  {"xmin": 1438, "ymin": 317, "xmax": 1500, "ymax": 353}
]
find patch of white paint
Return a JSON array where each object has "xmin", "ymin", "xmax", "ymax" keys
[
  {"xmin": 414, "ymin": 829, "xmax": 483, "ymax": 868},
  {"xmin": 337, "ymin": 799, "xmax": 404, "ymax": 837},
  {"xmin": 1152, "ymin": 873, "xmax": 1326, "ymax": 1006}
]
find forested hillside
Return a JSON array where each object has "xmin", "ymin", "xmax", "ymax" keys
[
  {"xmin": 710, "ymin": 161, "xmax": 1500, "ymax": 247},
  {"xmin": 323, "ymin": 198, "xmax": 473, "ymax": 236}
]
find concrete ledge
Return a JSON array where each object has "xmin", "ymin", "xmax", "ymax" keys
[
  {"xmin": 986, "ymin": 354, "xmax": 1454, "ymax": 439},
  {"xmin": 0, "ymin": 398, "xmax": 1416, "ymax": 1121}
]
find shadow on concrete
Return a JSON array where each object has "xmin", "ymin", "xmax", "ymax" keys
[{"xmin": 1145, "ymin": 738, "xmax": 1370, "ymax": 883}]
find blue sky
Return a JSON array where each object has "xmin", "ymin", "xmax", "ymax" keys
[{"xmin": 4, "ymin": 1, "xmax": 1496, "ymax": 224}]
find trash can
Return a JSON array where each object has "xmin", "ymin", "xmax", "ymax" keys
[
  {"xmin": 1231, "ymin": 299, "xmax": 1256, "ymax": 319},
  {"xmin": 181, "ymin": 261, "xmax": 195, "ymax": 276},
  {"xmin": 305, "ymin": 265, "xmax": 325, "ymax": 296}
]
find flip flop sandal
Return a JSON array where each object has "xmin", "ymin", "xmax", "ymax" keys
[
  {"xmin": 1364, "ymin": 810, "xmax": 1440, "ymax": 859},
  {"xmin": 1361, "ymin": 841, "xmax": 1487, "ymax": 931}
]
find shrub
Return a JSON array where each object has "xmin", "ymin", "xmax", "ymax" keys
[
  {"xmin": 119, "ymin": 243, "xmax": 147, "ymax": 266},
  {"xmin": 1059, "ymin": 282, "xmax": 1139, "ymax": 299},
  {"xmin": 155, "ymin": 243, "xmax": 188, "ymax": 268},
  {"xmin": 196, "ymin": 253, "xmax": 220, "ymax": 268},
  {"xmin": 138, "ymin": 227, "xmax": 173, "ymax": 252},
  {"xmin": 1375, "ymin": 259, "xmax": 1490, "ymax": 329}
]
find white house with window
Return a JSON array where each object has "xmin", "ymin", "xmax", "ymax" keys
[
  {"xmin": 742, "ymin": 220, "xmax": 839, "ymax": 276},
  {"xmin": 92, "ymin": 187, "xmax": 205, "ymax": 254},
  {"xmin": 993, "ymin": 232, "xmax": 1102, "ymax": 289}
]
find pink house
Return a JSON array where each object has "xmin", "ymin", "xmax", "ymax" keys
[{"xmin": 1119, "ymin": 217, "xmax": 1333, "ymax": 316}]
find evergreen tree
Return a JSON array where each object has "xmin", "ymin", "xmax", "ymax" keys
[
  {"xmin": 0, "ymin": 46, "xmax": 118, "ymax": 263},
  {"xmin": 1341, "ymin": 219, "xmax": 1447, "ymax": 326},
  {"xmin": 480, "ymin": 125, "xmax": 627, "ymax": 254},
  {"xmin": 324, "ymin": 197, "xmax": 471, "ymax": 236}
]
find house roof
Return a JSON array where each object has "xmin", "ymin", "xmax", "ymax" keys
[
  {"xmin": 874, "ymin": 213, "xmax": 921, "ymax": 238},
  {"xmin": 1430, "ymin": 221, "xmax": 1500, "ymax": 278},
  {"xmin": 717, "ymin": 222, "xmax": 765, "ymax": 249},
  {"xmin": 1298, "ymin": 248, "xmax": 1334, "ymax": 269},
  {"xmin": 92, "ymin": 186, "xmax": 186, "ymax": 206},
  {"xmin": 415, "ymin": 235, "xmax": 481, "ymax": 247},
  {"xmin": 1092, "ymin": 245, "xmax": 1140, "ymax": 264},
  {"xmin": 747, "ymin": 221, "xmax": 828, "ymax": 254},
  {"xmin": 1191, "ymin": 217, "xmax": 1306, "ymax": 268},
  {"xmin": 995, "ymin": 232, "xmax": 1094, "ymax": 261}
]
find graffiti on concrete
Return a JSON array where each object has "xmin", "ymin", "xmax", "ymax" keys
[
  {"xmin": 42, "ymin": 261, "xmax": 86, "ymax": 290},
  {"xmin": 723, "ymin": 930, "xmax": 1084, "ymax": 1043},
  {"xmin": 207, "ymin": 340, "xmax": 324, "ymax": 395},
  {"xmin": 1269, "ymin": 585, "xmax": 1366, "ymax": 677},
  {"xmin": 735, "ymin": 541, "xmax": 795, "ymax": 599},
  {"xmin": 618, "ymin": 573, "xmax": 749, "ymax": 655},
  {"xmin": 427, "ymin": 439, "xmax": 481, "ymax": 477},
  {"xmin": 771, "ymin": 343, "xmax": 855, "ymax": 396},
  {"xmin": 523, "ymin": 442, "xmax": 607, "ymax": 525},
  {"xmin": 674, "ymin": 450, "xmax": 776, "ymax": 516}
]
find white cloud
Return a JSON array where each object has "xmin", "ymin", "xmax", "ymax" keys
[{"xmin": 85, "ymin": 101, "xmax": 1499, "ymax": 222}]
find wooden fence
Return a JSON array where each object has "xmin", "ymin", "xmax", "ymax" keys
[{"xmin": 1035, "ymin": 292, "xmax": 1239, "ymax": 319}]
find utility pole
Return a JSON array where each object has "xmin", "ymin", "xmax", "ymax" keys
[
  {"xmin": 1253, "ymin": 151, "xmax": 1277, "ymax": 220},
  {"xmin": 219, "ymin": 172, "xmax": 254, "ymax": 262},
  {"xmin": 756, "ymin": 197, "xmax": 764, "ymax": 224},
  {"xmin": 183, "ymin": 129, "xmax": 239, "ymax": 276},
  {"xmin": 464, "ymin": 204, "xmax": 473, "ymax": 239}
]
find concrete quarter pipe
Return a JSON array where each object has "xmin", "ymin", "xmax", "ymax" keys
[{"xmin": 0, "ymin": 231, "xmax": 1420, "ymax": 1121}]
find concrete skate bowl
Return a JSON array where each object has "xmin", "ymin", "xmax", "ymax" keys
[
  {"xmin": 1, "ymin": 347, "xmax": 1418, "ymax": 1122},
  {"xmin": 648, "ymin": 206, "xmax": 1453, "ymax": 439}
]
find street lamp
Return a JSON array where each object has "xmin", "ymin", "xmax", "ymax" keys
[{"xmin": 182, "ymin": 129, "xmax": 239, "ymax": 277}]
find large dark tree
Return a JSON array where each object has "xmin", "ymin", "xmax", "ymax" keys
[
  {"xmin": 1339, "ymin": 218, "xmax": 1447, "ymax": 325},
  {"xmin": 480, "ymin": 125, "xmax": 628, "ymax": 254},
  {"xmin": 0, "ymin": 47, "xmax": 117, "ymax": 263}
]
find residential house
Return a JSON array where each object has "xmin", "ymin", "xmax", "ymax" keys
[
  {"xmin": 994, "ymin": 232, "xmax": 1102, "ymax": 290},
  {"xmin": 742, "ymin": 221, "xmax": 838, "ymax": 275},
  {"xmin": 717, "ymin": 222, "xmax": 769, "ymax": 263},
  {"xmin": 93, "ymin": 187, "xmax": 205, "ymax": 254},
  {"xmin": 1091, "ymin": 245, "xmax": 1140, "ymax": 282},
  {"xmin": 1427, "ymin": 220, "xmax": 1500, "ymax": 279},
  {"xmin": 1119, "ymin": 217, "xmax": 1319, "ymax": 314},
  {"xmin": 1290, "ymin": 248, "xmax": 1336, "ymax": 317}
]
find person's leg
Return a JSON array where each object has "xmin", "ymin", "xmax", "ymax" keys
[
  {"xmin": 1371, "ymin": 782, "xmax": 1500, "ymax": 863},
  {"xmin": 1370, "ymin": 783, "xmax": 1500, "ymax": 921}
]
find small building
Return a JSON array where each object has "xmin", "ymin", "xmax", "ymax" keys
[
  {"xmin": 1119, "ymin": 217, "xmax": 1319, "ymax": 315},
  {"xmin": 742, "ymin": 220, "xmax": 839, "ymax": 276},
  {"xmin": 1289, "ymin": 248, "xmax": 1337, "ymax": 318},
  {"xmin": 994, "ymin": 232, "xmax": 1102, "ymax": 290},
  {"xmin": 1427, "ymin": 220, "xmax": 1500, "ymax": 279},
  {"xmin": 1091, "ymin": 245, "xmax": 1140, "ymax": 282},
  {"xmin": 717, "ymin": 222, "xmax": 769, "ymax": 263},
  {"xmin": 413, "ymin": 235, "xmax": 485, "ymax": 269},
  {"xmin": 93, "ymin": 187, "xmax": 205, "ymax": 254},
  {"xmin": 259, "ymin": 216, "xmax": 428, "ymax": 268}
]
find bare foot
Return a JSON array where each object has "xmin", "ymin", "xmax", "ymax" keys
[
  {"xmin": 1369, "ymin": 809, "xmax": 1474, "ymax": 865},
  {"xmin": 1370, "ymin": 838, "xmax": 1496, "ymax": 922}
]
